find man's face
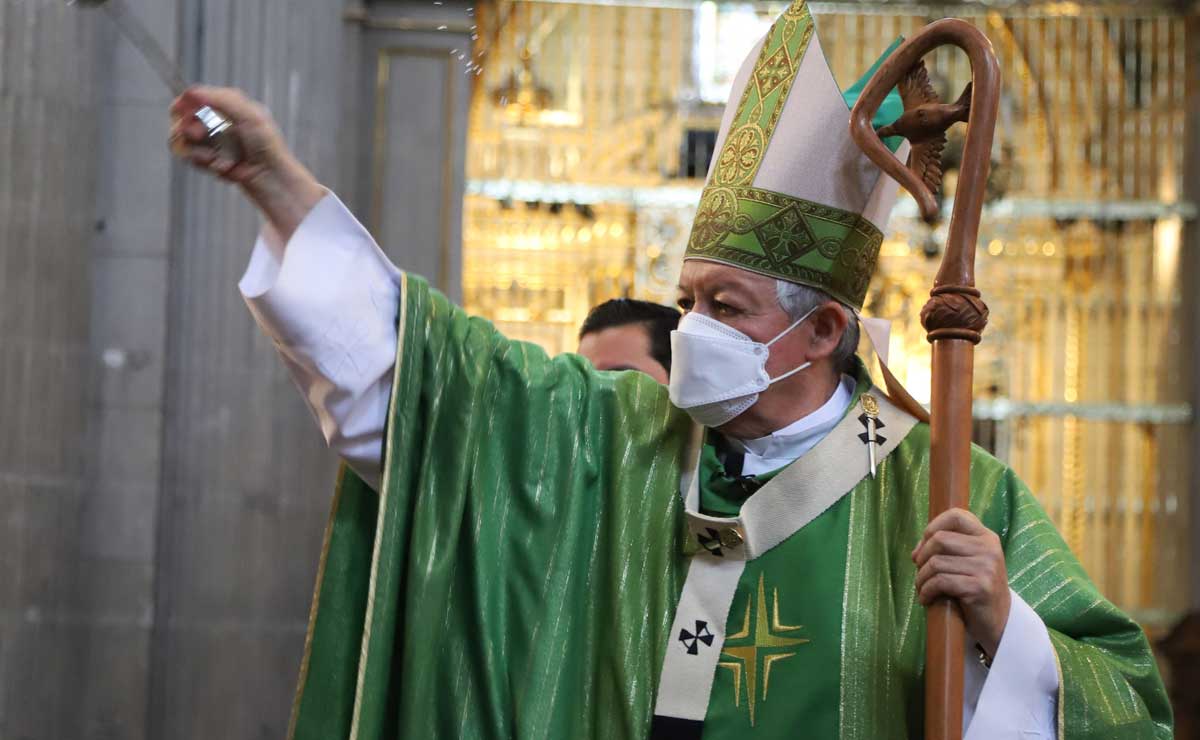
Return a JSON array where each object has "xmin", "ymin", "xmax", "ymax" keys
[
  {"xmin": 675, "ymin": 260, "xmax": 807, "ymax": 380},
  {"xmin": 675, "ymin": 260, "xmax": 849, "ymax": 437},
  {"xmin": 577, "ymin": 323, "xmax": 670, "ymax": 384}
]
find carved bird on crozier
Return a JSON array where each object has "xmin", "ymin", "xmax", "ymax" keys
[{"xmin": 875, "ymin": 60, "xmax": 972, "ymax": 199}]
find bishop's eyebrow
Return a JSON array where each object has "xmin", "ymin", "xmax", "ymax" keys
[
  {"xmin": 713, "ymin": 281, "xmax": 757, "ymax": 299},
  {"xmin": 677, "ymin": 277, "xmax": 758, "ymax": 302}
]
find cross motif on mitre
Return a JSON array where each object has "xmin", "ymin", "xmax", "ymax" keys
[{"xmin": 754, "ymin": 46, "xmax": 794, "ymax": 95}]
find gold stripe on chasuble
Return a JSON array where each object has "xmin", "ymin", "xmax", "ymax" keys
[
  {"xmin": 350, "ymin": 271, "xmax": 411, "ymax": 740},
  {"xmin": 287, "ymin": 475, "xmax": 347, "ymax": 740}
]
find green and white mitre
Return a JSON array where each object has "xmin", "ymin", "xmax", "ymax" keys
[{"xmin": 685, "ymin": 0, "xmax": 906, "ymax": 310}]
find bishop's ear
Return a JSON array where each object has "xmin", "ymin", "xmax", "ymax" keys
[{"xmin": 808, "ymin": 301, "xmax": 851, "ymax": 357}]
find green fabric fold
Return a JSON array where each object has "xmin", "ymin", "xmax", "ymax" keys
[{"xmin": 290, "ymin": 273, "xmax": 694, "ymax": 739}]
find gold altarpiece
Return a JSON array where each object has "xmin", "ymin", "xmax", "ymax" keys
[{"xmin": 461, "ymin": 0, "xmax": 1192, "ymax": 631}]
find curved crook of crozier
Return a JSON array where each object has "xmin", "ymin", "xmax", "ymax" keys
[{"xmin": 920, "ymin": 286, "xmax": 989, "ymax": 344}]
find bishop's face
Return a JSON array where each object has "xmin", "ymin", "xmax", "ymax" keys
[
  {"xmin": 675, "ymin": 261, "xmax": 804, "ymax": 370},
  {"xmin": 674, "ymin": 260, "xmax": 848, "ymax": 439}
]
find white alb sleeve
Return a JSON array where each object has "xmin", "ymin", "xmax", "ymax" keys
[
  {"xmin": 962, "ymin": 588, "xmax": 1060, "ymax": 739},
  {"xmin": 239, "ymin": 192, "xmax": 401, "ymax": 491}
]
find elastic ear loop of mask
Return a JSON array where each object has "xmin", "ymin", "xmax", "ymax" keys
[
  {"xmin": 766, "ymin": 360, "xmax": 813, "ymax": 386},
  {"xmin": 765, "ymin": 305, "xmax": 819, "ymax": 347},
  {"xmin": 757, "ymin": 306, "xmax": 932, "ymax": 408},
  {"xmin": 854, "ymin": 311, "xmax": 931, "ymax": 423},
  {"xmin": 762, "ymin": 305, "xmax": 820, "ymax": 385}
]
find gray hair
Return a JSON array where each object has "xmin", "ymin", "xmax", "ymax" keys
[{"xmin": 775, "ymin": 280, "xmax": 859, "ymax": 372}]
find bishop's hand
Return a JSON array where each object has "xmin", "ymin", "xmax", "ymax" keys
[
  {"xmin": 170, "ymin": 86, "xmax": 284, "ymax": 186},
  {"xmin": 911, "ymin": 508, "xmax": 1011, "ymax": 658},
  {"xmin": 169, "ymin": 86, "xmax": 325, "ymax": 241}
]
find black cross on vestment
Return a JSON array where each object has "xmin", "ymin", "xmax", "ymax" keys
[
  {"xmin": 857, "ymin": 413, "xmax": 887, "ymax": 446},
  {"xmin": 679, "ymin": 620, "xmax": 715, "ymax": 655},
  {"xmin": 698, "ymin": 528, "xmax": 725, "ymax": 557}
]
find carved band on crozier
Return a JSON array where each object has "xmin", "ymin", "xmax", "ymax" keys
[{"xmin": 920, "ymin": 285, "xmax": 989, "ymax": 344}]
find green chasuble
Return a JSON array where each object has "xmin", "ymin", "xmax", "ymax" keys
[{"xmin": 287, "ymin": 274, "xmax": 1171, "ymax": 740}]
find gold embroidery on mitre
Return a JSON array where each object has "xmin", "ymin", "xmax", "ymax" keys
[
  {"xmin": 715, "ymin": 125, "xmax": 766, "ymax": 187},
  {"xmin": 717, "ymin": 574, "xmax": 810, "ymax": 726},
  {"xmin": 709, "ymin": 1, "xmax": 814, "ymax": 189},
  {"xmin": 753, "ymin": 45, "xmax": 795, "ymax": 98},
  {"xmin": 684, "ymin": 184, "xmax": 885, "ymax": 311}
]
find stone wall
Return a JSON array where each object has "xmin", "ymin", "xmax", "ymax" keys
[
  {"xmin": 0, "ymin": 2, "xmax": 105, "ymax": 738},
  {"xmin": 0, "ymin": 1, "xmax": 468, "ymax": 737}
]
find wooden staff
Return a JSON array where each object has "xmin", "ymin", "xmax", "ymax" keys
[{"xmin": 847, "ymin": 20, "xmax": 1001, "ymax": 740}]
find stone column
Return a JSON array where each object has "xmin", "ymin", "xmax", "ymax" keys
[{"xmin": 0, "ymin": 2, "xmax": 105, "ymax": 738}]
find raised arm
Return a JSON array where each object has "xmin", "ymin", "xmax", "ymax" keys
[{"xmin": 170, "ymin": 87, "xmax": 397, "ymax": 488}]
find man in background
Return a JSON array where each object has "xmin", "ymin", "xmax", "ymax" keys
[{"xmin": 577, "ymin": 299, "xmax": 680, "ymax": 383}]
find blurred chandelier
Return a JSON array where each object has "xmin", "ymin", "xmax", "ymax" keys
[{"xmin": 492, "ymin": 48, "xmax": 553, "ymax": 124}]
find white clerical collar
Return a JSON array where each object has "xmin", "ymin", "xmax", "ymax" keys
[{"xmin": 724, "ymin": 374, "xmax": 856, "ymax": 474}]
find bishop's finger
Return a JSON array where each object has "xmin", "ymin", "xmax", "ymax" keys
[
  {"xmin": 170, "ymin": 87, "xmax": 209, "ymax": 118},
  {"xmin": 914, "ymin": 553, "xmax": 985, "ymax": 592},
  {"xmin": 180, "ymin": 85, "xmax": 257, "ymax": 124},
  {"xmin": 170, "ymin": 117, "xmax": 211, "ymax": 145},
  {"xmin": 179, "ymin": 144, "xmax": 220, "ymax": 170},
  {"xmin": 917, "ymin": 572, "xmax": 977, "ymax": 606},
  {"xmin": 923, "ymin": 507, "xmax": 989, "ymax": 539},
  {"xmin": 912, "ymin": 529, "xmax": 980, "ymax": 566}
]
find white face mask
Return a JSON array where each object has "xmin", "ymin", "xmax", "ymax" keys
[{"xmin": 668, "ymin": 307, "xmax": 818, "ymax": 428}]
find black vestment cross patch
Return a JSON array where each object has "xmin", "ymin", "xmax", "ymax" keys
[
  {"xmin": 698, "ymin": 528, "xmax": 725, "ymax": 557},
  {"xmin": 857, "ymin": 413, "xmax": 887, "ymax": 446},
  {"xmin": 679, "ymin": 620, "xmax": 715, "ymax": 655}
]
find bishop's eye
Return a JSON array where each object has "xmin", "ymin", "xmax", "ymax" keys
[{"xmin": 713, "ymin": 300, "xmax": 739, "ymax": 317}]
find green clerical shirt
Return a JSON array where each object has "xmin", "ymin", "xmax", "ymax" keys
[{"xmin": 287, "ymin": 274, "xmax": 1171, "ymax": 740}]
